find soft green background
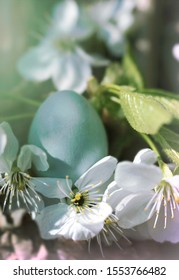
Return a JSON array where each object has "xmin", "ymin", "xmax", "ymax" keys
[{"xmin": 0, "ymin": 0, "xmax": 58, "ymax": 145}]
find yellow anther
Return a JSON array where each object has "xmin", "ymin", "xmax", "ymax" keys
[
  {"xmin": 174, "ymin": 194, "xmax": 179, "ymax": 204},
  {"xmin": 71, "ymin": 192, "xmax": 82, "ymax": 202},
  {"xmin": 105, "ymin": 218, "xmax": 111, "ymax": 225},
  {"xmin": 74, "ymin": 193, "xmax": 82, "ymax": 201}
]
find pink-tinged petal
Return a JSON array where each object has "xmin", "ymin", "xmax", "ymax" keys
[
  {"xmin": 115, "ymin": 161, "xmax": 162, "ymax": 192},
  {"xmin": 31, "ymin": 245, "xmax": 48, "ymax": 260},
  {"xmin": 172, "ymin": 44, "xmax": 179, "ymax": 62}
]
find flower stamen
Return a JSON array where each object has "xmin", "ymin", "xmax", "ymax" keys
[
  {"xmin": 0, "ymin": 170, "xmax": 42, "ymax": 216},
  {"xmin": 145, "ymin": 180, "xmax": 179, "ymax": 229}
]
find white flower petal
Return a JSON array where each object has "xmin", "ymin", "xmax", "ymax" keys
[
  {"xmin": 17, "ymin": 145, "xmax": 49, "ymax": 172},
  {"xmin": 52, "ymin": 0, "xmax": 79, "ymax": 34},
  {"xmin": 84, "ymin": 202, "xmax": 112, "ymax": 223},
  {"xmin": 76, "ymin": 47, "xmax": 109, "ymax": 67},
  {"xmin": 0, "ymin": 126, "xmax": 6, "ymax": 154},
  {"xmin": 103, "ymin": 181, "xmax": 131, "ymax": 209},
  {"xmin": 36, "ymin": 203, "xmax": 68, "ymax": 239},
  {"xmin": 50, "ymin": 217, "xmax": 102, "ymax": 241},
  {"xmin": 52, "ymin": 202, "xmax": 112, "ymax": 240},
  {"xmin": 57, "ymin": 179, "xmax": 73, "ymax": 199},
  {"xmin": 88, "ymin": 0, "xmax": 118, "ymax": 24},
  {"xmin": 148, "ymin": 204, "xmax": 179, "ymax": 243},
  {"xmin": 165, "ymin": 175, "xmax": 179, "ymax": 190},
  {"xmin": 115, "ymin": 192, "xmax": 153, "ymax": 228},
  {"xmin": 0, "ymin": 122, "xmax": 19, "ymax": 173},
  {"xmin": 17, "ymin": 42, "xmax": 58, "ymax": 82},
  {"xmin": 70, "ymin": 9, "xmax": 94, "ymax": 40},
  {"xmin": 31, "ymin": 177, "xmax": 71, "ymax": 199},
  {"xmin": 115, "ymin": 161, "xmax": 162, "ymax": 192},
  {"xmin": 115, "ymin": 7, "xmax": 134, "ymax": 32},
  {"xmin": 103, "ymin": 180, "xmax": 120, "ymax": 197},
  {"xmin": 75, "ymin": 156, "xmax": 117, "ymax": 191},
  {"xmin": 133, "ymin": 148, "xmax": 158, "ymax": 165},
  {"xmin": 87, "ymin": 0, "xmax": 135, "ymax": 56},
  {"xmin": 100, "ymin": 23, "xmax": 124, "ymax": 56},
  {"xmin": 52, "ymin": 53, "xmax": 91, "ymax": 93}
]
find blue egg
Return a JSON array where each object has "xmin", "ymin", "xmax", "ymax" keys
[{"xmin": 28, "ymin": 90, "xmax": 108, "ymax": 181}]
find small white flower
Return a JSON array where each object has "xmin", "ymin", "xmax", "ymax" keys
[
  {"xmin": 104, "ymin": 149, "xmax": 179, "ymax": 243},
  {"xmin": 17, "ymin": 0, "xmax": 108, "ymax": 94},
  {"xmin": 147, "ymin": 175, "xmax": 179, "ymax": 243},
  {"xmin": 87, "ymin": 0, "xmax": 136, "ymax": 56},
  {"xmin": 104, "ymin": 149, "xmax": 162, "ymax": 227},
  {"xmin": 0, "ymin": 122, "xmax": 56, "ymax": 218},
  {"xmin": 36, "ymin": 156, "xmax": 117, "ymax": 241}
]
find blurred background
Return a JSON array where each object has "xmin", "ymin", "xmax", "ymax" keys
[
  {"xmin": 0, "ymin": 0, "xmax": 179, "ymax": 260},
  {"xmin": 0, "ymin": 0, "xmax": 179, "ymax": 143}
]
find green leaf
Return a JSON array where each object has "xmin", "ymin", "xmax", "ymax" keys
[
  {"xmin": 140, "ymin": 88, "xmax": 179, "ymax": 100},
  {"xmin": 154, "ymin": 98, "xmax": 179, "ymax": 119},
  {"xmin": 140, "ymin": 89, "xmax": 179, "ymax": 119},
  {"xmin": 119, "ymin": 89, "xmax": 172, "ymax": 134},
  {"xmin": 155, "ymin": 127, "xmax": 179, "ymax": 165},
  {"xmin": 104, "ymin": 85, "xmax": 179, "ymax": 134}
]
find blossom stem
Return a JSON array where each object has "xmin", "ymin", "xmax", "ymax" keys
[
  {"xmin": 104, "ymin": 84, "xmax": 134, "ymax": 97},
  {"xmin": 140, "ymin": 133, "xmax": 172, "ymax": 176},
  {"xmin": 1, "ymin": 92, "xmax": 41, "ymax": 107},
  {"xmin": 0, "ymin": 113, "xmax": 34, "ymax": 122},
  {"xmin": 140, "ymin": 133, "xmax": 160, "ymax": 157}
]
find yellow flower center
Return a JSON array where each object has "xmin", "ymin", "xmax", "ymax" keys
[
  {"xmin": 105, "ymin": 218, "xmax": 112, "ymax": 225},
  {"xmin": 71, "ymin": 193, "xmax": 82, "ymax": 203}
]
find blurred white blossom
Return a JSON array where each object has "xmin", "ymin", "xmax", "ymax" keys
[
  {"xmin": 86, "ymin": 0, "xmax": 136, "ymax": 56},
  {"xmin": 17, "ymin": 0, "xmax": 108, "ymax": 94}
]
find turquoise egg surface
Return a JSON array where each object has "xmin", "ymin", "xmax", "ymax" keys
[{"xmin": 28, "ymin": 90, "xmax": 108, "ymax": 181}]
